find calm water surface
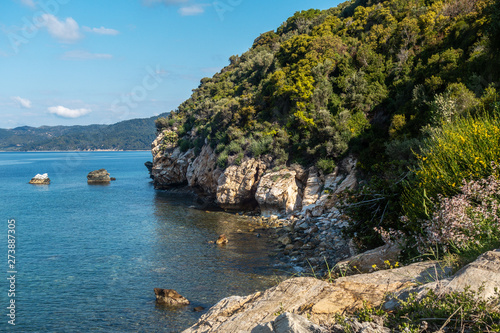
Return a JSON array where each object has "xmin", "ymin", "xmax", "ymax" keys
[{"xmin": 0, "ymin": 151, "xmax": 284, "ymax": 332}]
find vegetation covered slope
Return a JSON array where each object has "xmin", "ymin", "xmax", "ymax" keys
[
  {"xmin": 0, "ymin": 113, "xmax": 168, "ymax": 151},
  {"xmin": 156, "ymin": 0, "xmax": 500, "ymax": 256}
]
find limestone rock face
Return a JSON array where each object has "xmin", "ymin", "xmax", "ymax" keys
[
  {"xmin": 29, "ymin": 173, "xmax": 50, "ymax": 185},
  {"xmin": 152, "ymin": 147, "xmax": 195, "ymax": 189},
  {"xmin": 255, "ymin": 169, "xmax": 301, "ymax": 216},
  {"xmin": 154, "ymin": 288, "xmax": 190, "ymax": 306},
  {"xmin": 216, "ymin": 159, "xmax": 267, "ymax": 209},
  {"xmin": 182, "ymin": 261, "xmax": 447, "ymax": 332},
  {"xmin": 301, "ymin": 168, "xmax": 322, "ymax": 208},
  {"xmin": 186, "ymin": 145, "xmax": 221, "ymax": 195},
  {"xmin": 252, "ymin": 312, "xmax": 327, "ymax": 333},
  {"xmin": 302, "ymin": 156, "xmax": 358, "ymax": 217},
  {"xmin": 87, "ymin": 169, "xmax": 111, "ymax": 184}
]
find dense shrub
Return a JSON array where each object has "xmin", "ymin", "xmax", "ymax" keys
[{"xmin": 403, "ymin": 116, "xmax": 500, "ymax": 221}]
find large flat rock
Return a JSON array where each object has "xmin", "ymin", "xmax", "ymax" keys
[{"xmin": 183, "ymin": 261, "xmax": 448, "ymax": 332}]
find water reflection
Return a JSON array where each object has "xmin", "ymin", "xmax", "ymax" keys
[{"xmin": 149, "ymin": 191, "xmax": 286, "ymax": 331}]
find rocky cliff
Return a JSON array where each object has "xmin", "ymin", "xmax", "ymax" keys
[{"xmin": 151, "ymin": 129, "xmax": 358, "ymax": 216}]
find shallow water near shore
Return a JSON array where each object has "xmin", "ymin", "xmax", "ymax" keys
[{"xmin": 0, "ymin": 151, "xmax": 285, "ymax": 332}]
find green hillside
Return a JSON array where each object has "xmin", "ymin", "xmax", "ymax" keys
[
  {"xmin": 155, "ymin": 0, "xmax": 500, "ymax": 256},
  {"xmin": 0, "ymin": 113, "xmax": 168, "ymax": 151}
]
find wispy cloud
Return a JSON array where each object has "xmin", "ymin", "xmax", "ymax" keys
[
  {"xmin": 19, "ymin": 0, "xmax": 36, "ymax": 9},
  {"xmin": 40, "ymin": 14, "xmax": 82, "ymax": 43},
  {"xmin": 61, "ymin": 50, "xmax": 113, "ymax": 60},
  {"xmin": 48, "ymin": 106, "xmax": 91, "ymax": 118},
  {"xmin": 179, "ymin": 4, "xmax": 208, "ymax": 16},
  {"xmin": 83, "ymin": 26, "xmax": 119, "ymax": 35},
  {"xmin": 12, "ymin": 96, "xmax": 32, "ymax": 108}
]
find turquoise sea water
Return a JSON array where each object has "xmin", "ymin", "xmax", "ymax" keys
[{"xmin": 0, "ymin": 152, "xmax": 283, "ymax": 332}]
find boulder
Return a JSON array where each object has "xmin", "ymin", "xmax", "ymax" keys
[
  {"xmin": 182, "ymin": 261, "xmax": 448, "ymax": 332},
  {"xmin": 87, "ymin": 169, "xmax": 111, "ymax": 184},
  {"xmin": 216, "ymin": 159, "xmax": 267, "ymax": 210},
  {"xmin": 154, "ymin": 288, "xmax": 190, "ymax": 306},
  {"xmin": 337, "ymin": 243, "xmax": 402, "ymax": 273},
  {"xmin": 255, "ymin": 169, "xmax": 301, "ymax": 216},
  {"xmin": 29, "ymin": 173, "xmax": 50, "ymax": 185},
  {"xmin": 252, "ymin": 312, "xmax": 327, "ymax": 333}
]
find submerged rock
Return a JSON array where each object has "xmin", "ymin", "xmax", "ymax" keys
[
  {"xmin": 87, "ymin": 169, "xmax": 111, "ymax": 184},
  {"xmin": 216, "ymin": 234, "xmax": 229, "ymax": 245},
  {"xmin": 29, "ymin": 173, "xmax": 50, "ymax": 185},
  {"xmin": 154, "ymin": 288, "xmax": 190, "ymax": 306}
]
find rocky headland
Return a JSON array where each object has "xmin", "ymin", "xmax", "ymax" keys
[{"xmin": 151, "ymin": 130, "xmax": 500, "ymax": 332}]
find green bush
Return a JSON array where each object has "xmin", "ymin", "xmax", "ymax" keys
[
  {"xmin": 403, "ymin": 116, "xmax": 500, "ymax": 221},
  {"xmin": 227, "ymin": 140, "xmax": 243, "ymax": 155},
  {"xmin": 316, "ymin": 158, "xmax": 336, "ymax": 174},
  {"xmin": 217, "ymin": 151, "xmax": 229, "ymax": 169},
  {"xmin": 178, "ymin": 139, "xmax": 191, "ymax": 152}
]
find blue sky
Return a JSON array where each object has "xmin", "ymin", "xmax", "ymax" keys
[{"xmin": 0, "ymin": 0, "xmax": 342, "ymax": 129}]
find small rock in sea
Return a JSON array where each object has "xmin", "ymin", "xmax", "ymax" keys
[
  {"xmin": 110, "ymin": 177, "xmax": 116, "ymax": 181},
  {"xmin": 207, "ymin": 241, "xmax": 215, "ymax": 244},
  {"xmin": 154, "ymin": 288, "xmax": 190, "ymax": 306},
  {"xmin": 193, "ymin": 306, "xmax": 205, "ymax": 312},
  {"xmin": 29, "ymin": 173, "xmax": 50, "ymax": 185},
  {"xmin": 87, "ymin": 169, "xmax": 111, "ymax": 184},
  {"xmin": 216, "ymin": 234, "xmax": 228, "ymax": 245}
]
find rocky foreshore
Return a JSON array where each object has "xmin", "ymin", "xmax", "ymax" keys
[
  {"xmin": 151, "ymin": 131, "xmax": 500, "ymax": 332},
  {"xmin": 182, "ymin": 249, "xmax": 500, "ymax": 332}
]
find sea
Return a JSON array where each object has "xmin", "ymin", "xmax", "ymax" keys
[{"xmin": 0, "ymin": 151, "xmax": 286, "ymax": 332}]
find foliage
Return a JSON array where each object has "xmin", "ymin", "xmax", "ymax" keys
[
  {"xmin": 336, "ymin": 287, "xmax": 500, "ymax": 333},
  {"xmin": 411, "ymin": 174, "xmax": 500, "ymax": 255},
  {"xmin": 403, "ymin": 115, "xmax": 500, "ymax": 221},
  {"xmin": 0, "ymin": 113, "xmax": 168, "ymax": 151},
  {"xmin": 152, "ymin": 0, "xmax": 500, "ymax": 256},
  {"xmin": 390, "ymin": 287, "xmax": 500, "ymax": 332}
]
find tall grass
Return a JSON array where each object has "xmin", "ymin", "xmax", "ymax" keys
[{"xmin": 403, "ymin": 116, "xmax": 500, "ymax": 220}]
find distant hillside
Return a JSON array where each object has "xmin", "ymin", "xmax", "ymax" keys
[{"xmin": 0, "ymin": 113, "xmax": 168, "ymax": 151}]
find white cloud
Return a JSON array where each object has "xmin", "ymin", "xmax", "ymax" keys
[
  {"xmin": 61, "ymin": 50, "xmax": 113, "ymax": 60},
  {"xmin": 41, "ymin": 14, "xmax": 82, "ymax": 43},
  {"xmin": 20, "ymin": 0, "xmax": 36, "ymax": 8},
  {"xmin": 83, "ymin": 26, "xmax": 119, "ymax": 35},
  {"xmin": 12, "ymin": 96, "xmax": 32, "ymax": 108},
  {"xmin": 178, "ymin": 4, "xmax": 207, "ymax": 16},
  {"xmin": 48, "ymin": 106, "xmax": 91, "ymax": 118}
]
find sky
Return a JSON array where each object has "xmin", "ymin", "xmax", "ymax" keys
[{"xmin": 0, "ymin": 0, "xmax": 342, "ymax": 129}]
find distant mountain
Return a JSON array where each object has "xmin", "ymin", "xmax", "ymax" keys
[{"xmin": 0, "ymin": 113, "xmax": 168, "ymax": 151}]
